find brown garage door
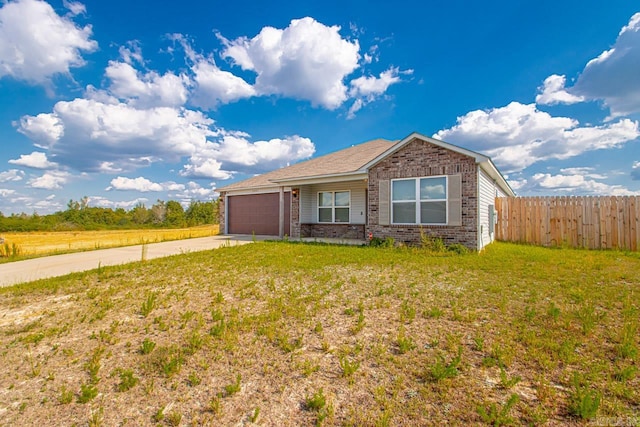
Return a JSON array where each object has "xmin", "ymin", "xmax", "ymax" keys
[{"xmin": 227, "ymin": 192, "xmax": 290, "ymax": 236}]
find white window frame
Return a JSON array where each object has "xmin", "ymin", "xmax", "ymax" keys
[
  {"xmin": 391, "ymin": 176, "xmax": 448, "ymax": 225},
  {"xmin": 317, "ymin": 190, "xmax": 350, "ymax": 223}
]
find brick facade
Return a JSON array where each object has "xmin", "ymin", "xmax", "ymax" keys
[
  {"xmin": 301, "ymin": 223, "xmax": 365, "ymax": 239},
  {"xmin": 218, "ymin": 192, "xmax": 226, "ymax": 234},
  {"xmin": 366, "ymin": 138, "xmax": 479, "ymax": 249},
  {"xmin": 290, "ymin": 188, "xmax": 301, "ymax": 238}
]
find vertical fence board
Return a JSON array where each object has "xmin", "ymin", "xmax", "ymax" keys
[
  {"xmin": 599, "ymin": 197, "xmax": 606, "ymax": 249},
  {"xmin": 495, "ymin": 196, "xmax": 640, "ymax": 251},
  {"xmin": 577, "ymin": 197, "xmax": 584, "ymax": 248},
  {"xmin": 631, "ymin": 197, "xmax": 638, "ymax": 251}
]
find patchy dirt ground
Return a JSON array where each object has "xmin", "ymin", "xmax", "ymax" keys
[{"xmin": 0, "ymin": 242, "xmax": 638, "ymax": 426}]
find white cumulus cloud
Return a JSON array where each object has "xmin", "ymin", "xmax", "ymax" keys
[
  {"xmin": 559, "ymin": 167, "xmax": 606, "ymax": 179},
  {"xmin": 536, "ymin": 13, "xmax": 640, "ymax": 118},
  {"xmin": 108, "ymin": 176, "xmax": 164, "ymax": 192},
  {"xmin": 0, "ymin": 169, "xmax": 24, "ymax": 182},
  {"xmin": 107, "ymin": 176, "xmax": 187, "ymax": 192},
  {"xmin": 167, "ymin": 33, "xmax": 256, "ymax": 109},
  {"xmin": 213, "ymin": 134, "xmax": 315, "ymax": 172},
  {"xmin": 189, "ymin": 59, "xmax": 256, "ymax": 109},
  {"xmin": 89, "ymin": 196, "xmax": 150, "ymax": 210},
  {"xmin": 349, "ymin": 67, "xmax": 403, "ymax": 98},
  {"xmin": 18, "ymin": 99, "xmax": 217, "ymax": 172},
  {"xmin": 535, "ymin": 74, "xmax": 585, "ymax": 105},
  {"xmin": 179, "ymin": 134, "xmax": 314, "ymax": 179},
  {"xmin": 173, "ymin": 181, "xmax": 217, "ymax": 201},
  {"xmin": 8, "ymin": 151, "xmax": 56, "ymax": 169},
  {"xmin": 62, "ymin": 0, "xmax": 85, "ymax": 16},
  {"xmin": 0, "ymin": 0, "xmax": 97, "ymax": 85},
  {"xmin": 28, "ymin": 171, "xmax": 70, "ymax": 190},
  {"xmin": 347, "ymin": 66, "xmax": 409, "ymax": 118},
  {"xmin": 179, "ymin": 156, "xmax": 230, "ymax": 180},
  {"xmin": 524, "ymin": 173, "xmax": 639, "ymax": 196},
  {"xmin": 18, "ymin": 98, "xmax": 316, "ymax": 180},
  {"xmin": 219, "ymin": 17, "xmax": 360, "ymax": 109},
  {"xmin": 434, "ymin": 102, "xmax": 640, "ymax": 172},
  {"xmin": 105, "ymin": 61, "xmax": 190, "ymax": 108}
]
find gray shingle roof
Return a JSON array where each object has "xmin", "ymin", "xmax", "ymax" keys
[{"xmin": 217, "ymin": 138, "xmax": 395, "ymax": 192}]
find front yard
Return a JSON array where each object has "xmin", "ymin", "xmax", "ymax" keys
[{"xmin": 0, "ymin": 242, "xmax": 638, "ymax": 425}]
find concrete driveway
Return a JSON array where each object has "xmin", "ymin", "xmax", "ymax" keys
[{"xmin": 0, "ymin": 235, "xmax": 268, "ymax": 287}]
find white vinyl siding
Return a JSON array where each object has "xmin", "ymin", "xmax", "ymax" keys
[
  {"xmin": 300, "ymin": 181, "xmax": 367, "ymax": 224},
  {"xmin": 478, "ymin": 169, "xmax": 507, "ymax": 249}
]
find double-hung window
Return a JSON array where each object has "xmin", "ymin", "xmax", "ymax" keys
[
  {"xmin": 318, "ymin": 191, "xmax": 350, "ymax": 223},
  {"xmin": 391, "ymin": 176, "xmax": 447, "ymax": 224}
]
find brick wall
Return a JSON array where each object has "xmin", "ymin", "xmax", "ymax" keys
[
  {"xmin": 367, "ymin": 138, "xmax": 479, "ymax": 249},
  {"xmin": 291, "ymin": 188, "xmax": 301, "ymax": 238},
  {"xmin": 218, "ymin": 192, "xmax": 226, "ymax": 234},
  {"xmin": 301, "ymin": 224, "xmax": 365, "ymax": 239}
]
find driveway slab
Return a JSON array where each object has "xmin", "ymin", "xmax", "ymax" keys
[{"xmin": 0, "ymin": 235, "xmax": 267, "ymax": 287}]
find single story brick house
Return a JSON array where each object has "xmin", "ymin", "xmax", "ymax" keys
[{"xmin": 216, "ymin": 132, "xmax": 515, "ymax": 250}]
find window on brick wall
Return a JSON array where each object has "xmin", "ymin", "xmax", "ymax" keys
[
  {"xmin": 391, "ymin": 176, "xmax": 447, "ymax": 224},
  {"xmin": 318, "ymin": 191, "xmax": 350, "ymax": 223}
]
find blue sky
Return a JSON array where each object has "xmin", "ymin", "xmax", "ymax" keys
[{"xmin": 1, "ymin": 0, "xmax": 639, "ymax": 215}]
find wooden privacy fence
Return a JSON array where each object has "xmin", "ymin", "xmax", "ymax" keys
[{"xmin": 495, "ymin": 196, "xmax": 640, "ymax": 251}]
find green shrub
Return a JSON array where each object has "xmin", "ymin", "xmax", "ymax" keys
[
  {"xmin": 447, "ymin": 243, "xmax": 469, "ymax": 254},
  {"xmin": 224, "ymin": 374, "xmax": 241, "ymax": 396},
  {"xmin": 77, "ymin": 383, "xmax": 98, "ymax": 403},
  {"xmin": 140, "ymin": 292, "xmax": 157, "ymax": 317},
  {"xmin": 117, "ymin": 369, "xmax": 139, "ymax": 392},
  {"xmin": 420, "ymin": 229, "xmax": 446, "ymax": 252},
  {"xmin": 306, "ymin": 388, "xmax": 326, "ymax": 411},
  {"xmin": 140, "ymin": 338, "xmax": 156, "ymax": 355},
  {"xmin": 58, "ymin": 386, "xmax": 73, "ymax": 404},
  {"xmin": 568, "ymin": 375, "xmax": 600, "ymax": 420},
  {"xmin": 429, "ymin": 346, "xmax": 462, "ymax": 381},
  {"xmin": 369, "ymin": 237, "xmax": 395, "ymax": 247},
  {"xmin": 339, "ymin": 356, "xmax": 360, "ymax": 383},
  {"xmin": 477, "ymin": 393, "xmax": 519, "ymax": 426}
]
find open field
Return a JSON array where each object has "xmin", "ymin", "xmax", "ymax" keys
[
  {"xmin": 0, "ymin": 225, "xmax": 219, "ymax": 262},
  {"xmin": 0, "ymin": 242, "xmax": 638, "ymax": 426}
]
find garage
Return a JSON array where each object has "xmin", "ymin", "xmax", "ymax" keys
[{"xmin": 227, "ymin": 192, "xmax": 290, "ymax": 236}]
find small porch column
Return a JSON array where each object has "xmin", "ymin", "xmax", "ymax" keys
[
  {"xmin": 278, "ymin": 186, "xmax": 284, "ymax": 238},
  {"xmin": 223, "ymin": 193, "xmax": 228, "ymax": 234}
]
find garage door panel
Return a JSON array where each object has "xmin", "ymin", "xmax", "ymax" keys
[{"xmin": 228, "ymin": 193, "xmax": 290, "ymax": 236}]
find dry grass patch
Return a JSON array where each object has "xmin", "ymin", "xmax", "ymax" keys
[
  {"xmin": 0, "ymin": 225, "xmax": 218, "ymax": 261},
  {"xmin": 0, "ymin": 242, "xmax": 638, "ymax": 425}
]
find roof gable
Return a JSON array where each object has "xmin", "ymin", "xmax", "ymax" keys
[
  {"xmin": 364, "ymin": 132, "xmax": 514, "ymax": 197},
  {"xmin": 363, "ymin": 132, "xmax": 490, "ymax": 169}
]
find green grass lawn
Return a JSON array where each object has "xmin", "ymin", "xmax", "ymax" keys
[{"xmin": 0, "ymin": 242, "xmax": 638, "ymax": 426}]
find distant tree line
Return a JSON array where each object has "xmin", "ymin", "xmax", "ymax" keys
[{"xmin": 0, "ymin": 197, "xmax": 219, "ymax": 232}]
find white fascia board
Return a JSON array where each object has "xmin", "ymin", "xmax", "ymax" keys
[
  {"xmin": 363, "ymin": 132, "xmax": 490, "ymax": 170},
  {"xmin": 224, "ymin": 186, "xmax": 291, "ymax": 197},
  {"xmin": 478, "ymin": 160, "xmax": 515, "ymax": 197},
  {"xmin": 270, "ymin": 171, "xmax": 368, "ymax": 186}
]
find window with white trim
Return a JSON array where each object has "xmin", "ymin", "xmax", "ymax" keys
[
  {"xmin": 318, "ymin": 191, "xmax": 350, "ymax": 223},
  {"xmin": 391, "ymin": 176, "xmax": 447, "ymax": 224}
]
